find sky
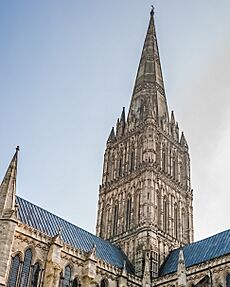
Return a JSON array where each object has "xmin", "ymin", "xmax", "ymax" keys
[{"xmin": 0, "ymin": 0, "xmax": 230, "ymax": 242}]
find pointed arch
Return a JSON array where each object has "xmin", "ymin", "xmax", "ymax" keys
[
  {"xmin": 130, "ymin": 149, "xmax": 135, "ymax": 172},
  {"xmin": 174, "ymin": 204, "xmax": 179, "ymax": 239},
  {"xmin": 163, "ymin": 196, "xmax": 168, "ymax": 233},
  {"xmin": 126, "ymin": 196, "xmax": 132, "ymax": 230},
  {"xmin": 226, "ymin": 274, "xmax": 230, "ymax": 287},
  {"xmin": 72, "ymin": 277, "xmax": 81, "ymax": 287},
  {"xmin": 181, "ymin": 207, "xmax": 186, "ymax": 241},
  {"xmin": 100, "ymin": 278, "xmax": 108, "ymax": 287},
  {"xmin": 7, "ymin": 254, "xmax": 21, "ymax": 287},
  {"xmin": 157, "ymin": 192, "xmax": 161, "ymax": 229},
  {"xmin": 31, "ymin": 262, "xmax": 42, "ymax": 287},
  {"xmin": 19, "ymin": 248, "xmax": 33, "ymax": 287},
  {"xmin": 113, "ymin": 202, "xmax": 119, "ymax": 236},
  {"xmin": 62, "ymin": 265, "xmax": 72, "ymax": 287}
]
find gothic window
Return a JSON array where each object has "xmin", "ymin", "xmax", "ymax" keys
[
  {"xmin": 19, "ymin": 248, "xmax": 33, "ymax": 287},
  {"xmin": 172, "ymin": 158, "xmax": 176, "ymax": 179},
  {"xmin": 126, "ymin": 197, "xmax": 132, "ymax": 230},
  {"xmin": 113, "ymin": 204, "xmax": 119, "ymax": 236},
  {"xmin": 7, "ymin": 254, "xmax": 20, "ymax": 287},
  {"xmin": 163, "ymin": 197, "xmax": 168, "ymax": 233},
  {"xmin": 162, "ymin": 148, "xmax": 166, "ymax": 171},
  {"xmin": 100, "ymin": 278, "xmax": 108, "ymax": 287},
  {"xmin": 63, "ymin": 265, "xmax": 72, "ymax": 287},
  {"xmin": 31, "ymin": 262, "xmax": 41, "ymax": 287},
  {"xmin": 226, "ymin": 274, "xmax": 230, "ymax": 287},
  {"xmin": 182, "ymin": 208, "xmax": 186, "ymax": 241},
  {"xmin": 130, "ymin": 150, "xmax": 135, "ymax": 171},
  {"xmin": 150, "ymin": 251, "xmax": 158, "ymax": 279},
  {"xmin": 135, "ymin": 193, "xmax": 141, "ymax": 225},
  {"xmin": 135, "ymin": 249, "xmax": 144, "ymax": 276},
  {"xmin": 157, "ymin": 193, "xmax": 161, "ymax": 228},
  {"xmin": 72, "ymin": 277, "xmax": 81, "ymax": 287},
  {"xmin": 118, "ymin": 157, "xmax": 122, "ymax": 177},
  {"xmin": 174, "ymin": 205, "xmax": 179, "ymax": 239}
]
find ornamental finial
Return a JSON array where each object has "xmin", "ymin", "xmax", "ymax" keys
[{"xmin": 150, "ymin": 5, "xmax": 155, "ymax": 16}]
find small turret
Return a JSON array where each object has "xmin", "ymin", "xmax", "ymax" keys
[
  {"xmin": 175, "ymin": 122, "xmax": 180, "ymax": 141},
  {"xmin": 0, "ymin": 146, "xmax": 19, "ymax": 218},
  {"xmin": 180, "ymin": 132, "xmax": 188, "ymax": 150},
  {"xmin": 177, "ymin": 248, "xmax": 187, "ymax": 287},
  {"xmin": 117, "ymin": 107, "xmax": 126, "ymax": 137},
  {"xmin": 107, "ymin": 127, "xmax": 116, "ymax": 144}
]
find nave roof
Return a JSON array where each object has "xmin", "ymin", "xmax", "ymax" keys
[
  {"xmin": 160, "ymin": 229, "xmax": 230, "ymax": 276},
  {"xmin": 16, "ymin": 196, "xmax": 134, "ymax": 274}
]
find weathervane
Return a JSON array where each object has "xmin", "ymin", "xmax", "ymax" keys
[{"xmin": 151, "ymin": 4, "xmax": 155, "ymax": 16}]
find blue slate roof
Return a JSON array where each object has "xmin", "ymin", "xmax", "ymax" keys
[
  {"xmin": 16, "ymin": 196, "xmax": 134, "ymax": 274},
  {"xmin": 160, "ymin": 229, "xmax": 230, "ymax": 276}
]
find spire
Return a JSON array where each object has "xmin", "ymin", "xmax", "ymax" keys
[
  {"xmin": 142, "ymin": 252, "xmax": 151, "ymax": 286},
  {"xmin": 107, "ymin": 127, "xmax": 116, "ymax": 144},
  {"xmin": 180, "ymin": 132, "xmax": 188, "ymax": 149},
  {"xmin": 128, "ymin": 8, "xmax": 169, "ymax": 125},
  {"xmin": 177, "ymin": 248, "xmax": 187, "ymax": 287},
  {"xmin": 0, "ymin": 146, "xmax": 19, "ymax": 218}
]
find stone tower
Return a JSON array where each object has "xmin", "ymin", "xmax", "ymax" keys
[{"xmin": 96, "ymin": 9, "xmax": 194, "ymax": 278}]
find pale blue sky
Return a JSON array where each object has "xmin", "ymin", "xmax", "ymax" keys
[{"xmin": 0, "ymin": 0, "xmax": 230, "ymax": 241}]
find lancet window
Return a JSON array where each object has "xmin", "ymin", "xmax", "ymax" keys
[
  {"xmin": 113, "ymin": 204, "xmax": 119, "ymax": 236},
  {"xmin": 157, "ymin": 193, "xmax": 161, "ymax": 228},
  {"xmin": 226, "ymin": 274, "xmax": 230, "ymax": 287},
  {"xmin": 62, "ymin": 265, "xmax": 72, "ymax": 287},
  {"xmin": 182, "ymin": 208, "xmax": 186, "ymax": 241},
  {"xmin": 19, "ymin": 248, "xmax": 33, "ymax": 287},
  {"xmin": 174, "ymin": 205, "xmax": 179, "ymax": 239},
  {"xmin": 32, "ymin": 262, "xmax": 42, "ymax": 287},
  {"xmin": 130, "ymin": 150, "xmax": 135, "ymax": 172},
  {"xmin": 72, "ymin": 277, "xmax": 81, "ymax": 287},
  {"xmin": 7, "ymin": 254, "xmax": 21, "ymax": 287},
  {"xmin": 163, "ymin": 197, "xmax": 168, "ymax": 233},
  {"xmin": 126, "ymin": 197, "xmax": 132, "ymax": 230},
  {"xmin": 100, "ymin": 278, "xmax": 108, "ymax": 287},
  {"xmin": 118, "ymin": 157, "xmax": 122, "ymax": 177}
]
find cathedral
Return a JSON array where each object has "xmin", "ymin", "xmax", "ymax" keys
[{"xmin": 0, "ymin": 8, "xmax": 230, "ymax": 287}]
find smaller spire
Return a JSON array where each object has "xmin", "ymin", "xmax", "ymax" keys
[
  {"xmin": 171, "ymin": 111, "xmax": 175, "ymax": 124},
  {"xmin": 0, "ymin": 147, "xmax": 19, "ymax": 217},
  {"xmin": 88, "ymin": 244, "xmax": 97, "ymax": 259},
  {"xmin": 121, "ymin": 260, "xmax": 128, "ymax": 277},
  {"xmin": 180, "ymin": 132, "xmax": 188, "ymax": 149},
  {"xmin": 177, "ymin": 248, "xmax": 187, "ymax": 287},
  {"xmin": 142, "ymin": 252, "xmax": 151, "ymax": 286},
  {"xmin": 120, "ymin": 107, "xmax": 126, "ymax": 123},
  {"xmin": 107, "ymin": 127, "xmax": 116, "ymax": 144}
]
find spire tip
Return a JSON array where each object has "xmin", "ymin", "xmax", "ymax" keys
[
  {"xmin": 150, "ymin": 5, "xmax": 155, "ymax": 16},
  {"xmin": 16, "ymin": 146, "xmax": 20, "ymax": 152}
]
